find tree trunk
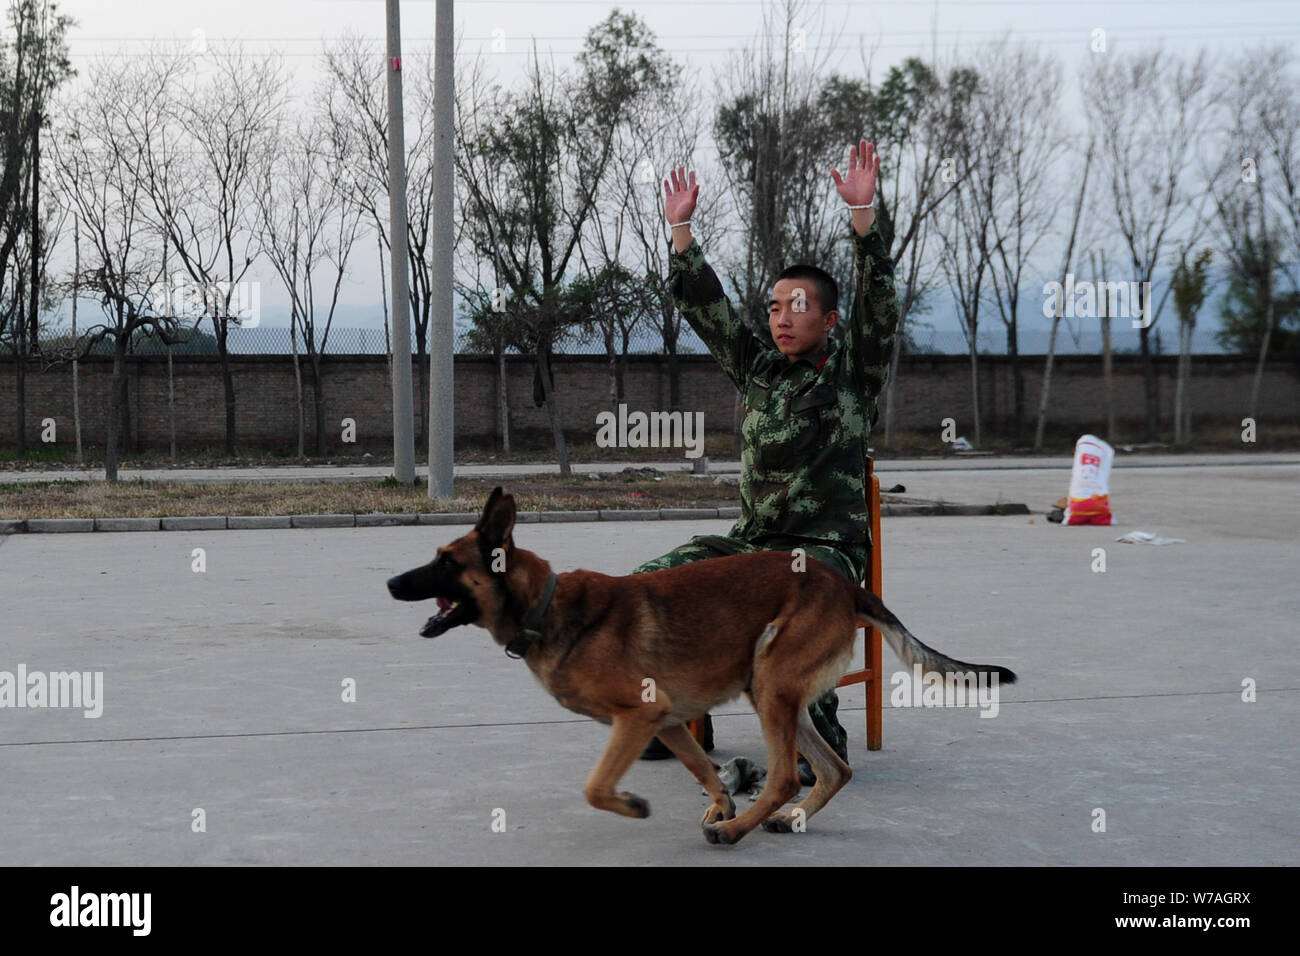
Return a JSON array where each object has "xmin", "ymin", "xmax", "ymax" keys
[
  {"xmin": 106, "ymin": 329, "xmax": 126, "ymax": 482},
  {"xmin": 666, "ymin": 340, "xmax": 680, "ymax": 411},
  {"xmin": 1139, "ymin": 323, "xmax": 1158, "ymax": 442},
  {"xmin": 537, "ymin": 341, "xmax": 570, "ymax": 476},
  {"xmin": 618, "ymin": 329, "xmax": 630, "ymax": 405},
  {"xmin": 215, "ymin": 319, "xmax": 237, "ymax": 455},
  {"xmin": 968, "ymin": 343, "xmax": 982, "ymax": 448},
  {"xmin": 163, "ymin": 231, "xmax": 176, "ymax": 461},
  {"xmin": 1248, "ymin": 238, "xmax": 1275, "ymax": 423},
  {"xmin": 167, "ymin": 346, "xmax": 177, "ymax": 461},
  {"xmin": 1008, "ymin": 321, "xmax": 1024, "ymax": 445},
  {"xmin": 291, "ymin": 320, "xmax": 304, "ymax": 459},
  {"xmin": 312, "ymin": 352, "xmax": 327, "ymax": 458},
  {"xmin": 1100, "ymin": 250, "xmax": 1114, "ymax": 443},
  {"xmin": 1102, "ymin": 315, "xmax": 1114, "ymax": 444},
  {"xmin": 1034, "ymin": 312, "xmax": 1062, "ymax": 451},
  {"xmin": 120, "ymin": 349, "xmax": 133, "ymax": 458},
  {"xmin": 882, "ymin": 315, "xmax": 906, "ymax": 448},
  {"xmin": 606, "ymin": 330, "xmax": 617, "ymax": 405},
  {"xmin": 416, "ymin": 329, "xmax": 429, "ymax": 450},
  {"xmin": 379, "ymin": 231, "xmax": 392, "ymax": 397},
  {"xmin": 72, "ymin": 220, "xmax": 83, "ymax": 465},
  {"xmin": 495, "ymin": 344, "xmax": 510, "ymax": 454},
  {"xmin": 15, "ymin": 269, "xmax": 26, "ymax": 458}
]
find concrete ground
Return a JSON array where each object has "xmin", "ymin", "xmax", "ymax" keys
[{"xmin": 0, "ymin": 454, "xmax": 1295, "ymax": 865}]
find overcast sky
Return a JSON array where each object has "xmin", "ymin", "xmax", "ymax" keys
[{"xmin": 42, "ymin": 0, "xmax": 1300, "ymax": 351}]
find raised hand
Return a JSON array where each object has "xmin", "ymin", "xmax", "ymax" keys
[
  {"xmin": 664, "ymin": 166, "xmax": 700, "ymax": 225},
  {"xmin": 830, "ymin": 140, "xmax": 879, "ymax": 208}
]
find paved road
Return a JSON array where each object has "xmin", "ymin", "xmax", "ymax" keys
[
  {"xmin": 0, "ymin": 459, "xmax": 1295, "ymax": 864},
  {"xmin": 4, "ymin": 451, "xmax": 1298, "ymax": 485}
]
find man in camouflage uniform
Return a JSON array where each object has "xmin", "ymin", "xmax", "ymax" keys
[{"xmin": 636, "ymin": 141, "xmax": 900, "ymax": 776}]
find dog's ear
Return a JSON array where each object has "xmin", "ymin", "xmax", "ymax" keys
[
  {"xmin": 476, "ymin": 486, "xmax": 505, "ymax": 533},
  {"xmin": 477, "ymin": 487, "xmax": 516, "ymax": 550}
]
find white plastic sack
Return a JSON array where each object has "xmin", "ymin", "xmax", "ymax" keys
[{"xmin": 1064, "ymin": 434, "xmax": 1114, "ymax": 526}]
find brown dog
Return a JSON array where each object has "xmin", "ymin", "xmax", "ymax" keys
[{"xmin": 387, "ymin": 488, "xmax": 1017, "ymax": 846}]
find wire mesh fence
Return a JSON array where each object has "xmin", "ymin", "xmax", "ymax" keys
[{"xmin": 13, "ymin": 318, "xmax": 1232, "ymax": 358}]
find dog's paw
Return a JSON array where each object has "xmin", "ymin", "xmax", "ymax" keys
[
  {"xmin": 700, "ymin": 797, "xmax": 736, "ymax": 826},
  {"xmin": 621, "ymin": 793, "xmax": 650, "ymax": 819},
  {"xmin": 761, "ymin": 811, "xmax": 795, "ymax": 833},
  {"xmin": 701, "ymin": 822, "xmax": 737, "ymax": 846}
]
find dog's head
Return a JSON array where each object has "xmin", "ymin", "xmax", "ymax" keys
[{"xmin": 386, "ymin": 487, "xmax": 518, "ymax": 638}]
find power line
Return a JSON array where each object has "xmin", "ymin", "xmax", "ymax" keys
[
  {"xmin": 65, "ymin": 30, "xmax": 1300, "ymax": 58},
  {"xmin": 66, "ymin": 22, "xmax": 1300, "ymax": 43}
]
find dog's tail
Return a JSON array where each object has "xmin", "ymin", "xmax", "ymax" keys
[{"xmin": 855, "ymin": 589, "xmax": 1018, "ymax": 685}]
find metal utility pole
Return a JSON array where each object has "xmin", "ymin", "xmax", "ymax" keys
[
  {"xmin": 386, "ymin": 0, "xmax": 416, "ymax": 484},
  {"xmin": 427, "ymin": 0, "xmax": 455, "ymax": 498}
]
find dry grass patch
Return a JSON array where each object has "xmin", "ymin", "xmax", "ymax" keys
[{"xmin": 0, "ymin": 472, "xmax": 741, "ymax": 520}]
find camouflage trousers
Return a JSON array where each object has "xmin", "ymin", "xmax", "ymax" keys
[{"xmin": 633, "ymin": 533, "xmax": 869, "ymax": 761}]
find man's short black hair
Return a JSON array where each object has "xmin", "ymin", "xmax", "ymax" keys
[{"xmin": 775, "ymin": 264, "xmax": 838, "ymax": 315}]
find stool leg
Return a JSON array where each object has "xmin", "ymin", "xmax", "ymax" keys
[{"xmin": 867, "ymin": 624, "xmax": 882, "ymax": 751}]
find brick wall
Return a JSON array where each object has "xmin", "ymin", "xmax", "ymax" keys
[{"xmin": 1, "ymin": 352, "xmax": 1296, "ymax": 451}]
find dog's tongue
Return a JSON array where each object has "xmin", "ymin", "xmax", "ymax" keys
[{"xmin": 436, "ymin": 597, "xmax": 452, "ymax": 611}]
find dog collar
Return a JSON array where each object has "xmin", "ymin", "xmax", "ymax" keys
[{"xmin": 505, "ymin": 571, "xmax": 558, "ymax": 660}]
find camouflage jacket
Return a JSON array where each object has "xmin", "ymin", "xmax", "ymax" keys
[{"xmin": 667, "ymin": 222, "xmax": 900, "ymax": 550}]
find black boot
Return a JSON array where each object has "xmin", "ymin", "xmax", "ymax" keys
[
  {"xmin": 640, "ymin": 715, "xmax": 714, "ymax": 760},
  {"xmin": 799, "ymin": 690, "xmax": 849, "ymax": 785}
]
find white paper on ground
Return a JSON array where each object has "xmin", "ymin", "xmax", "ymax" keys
[{"xmin": 1116, "ymin": 530, "xmax": 1186, "ymax": 545}]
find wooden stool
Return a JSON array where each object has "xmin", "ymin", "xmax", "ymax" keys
[{"xmin": 835, "ymin": 458, "xmax": 883, "ymax": 750}]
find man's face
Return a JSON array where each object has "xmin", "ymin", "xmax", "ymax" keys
[{"xmin": 769, "ymin": 279, "xmax": 839, "ymax": 362}]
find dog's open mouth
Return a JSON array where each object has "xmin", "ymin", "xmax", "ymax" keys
[{"xmin": 420, "ymin": 596, "xmax": 474, "ymax": 638}]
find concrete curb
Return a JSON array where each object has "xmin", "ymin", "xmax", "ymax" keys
[
  {"xmin": 1, "ymin": 503, "xmax": 1030, "ymax": 533},
  {"xmin": 94, "ymin": 517, "xmax": 162, "ymax": 532},
  {"xmin": 161, "ymin": 516, "xmax": 228, "ymax": 531},
  {"xmin": 26, "ymin": 518, "xmax": 95, "ymax": 533},
  {"xmin": 356, "ymin": 513, "xmax": 418, "ymax": 527},
  {"xmin": 599, "ymin": 510, "xmax": 659, "ymax": 521},
  {"xmin": 540, "ymin": 510, "xmax": 599, "ymax": 522},
  {"xmin": 290, "ymin": 514, "xmax": 355, "ymax": 529},
  {"xmin": 416, "ymin": 513, "xmax": 480, "ymax": 526},
  {"xmin": 228, "ymin": 516, "xmax": 292, "ymax": 530}
]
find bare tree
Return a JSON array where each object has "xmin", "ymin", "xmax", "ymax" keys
[
  {"xmin": 935, "ymin": 60, "xmax": 993, "ymax": 447},
  {"xmin": 611, "ymin": 66, "xmax": 712, "ymax": 412},
  {"xmin": 1208, "ymin": 46, "xmax": 1298, "ymax": 423},
  {"xmin": 862, "ymin": 55, "xmax": 965, "ymax": 447},
  {"xmin": 51, "ymin": 75, "xmax": 179, "ymax": 480},
  {"xmin": 257, "ymin": 111, "xmax": 365, "ymax": 457},
  {"xmin": 121, "ymin": 43, "xmax": 286, "ymax": 456},
  {"xmin": 1034, "ymin": 142, "xmax": 1094, "ymax": 451},
  {"xmin": 1084, "ymin": 47, "xmax": 1217, "ymax": 441},
  {"xmin": 322, "ymin": 35, "xmax": 448, "ymax": 450},
  {"xmin": 977, "ymin": 41, "xmax": 1068, "ymax": 445}
]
